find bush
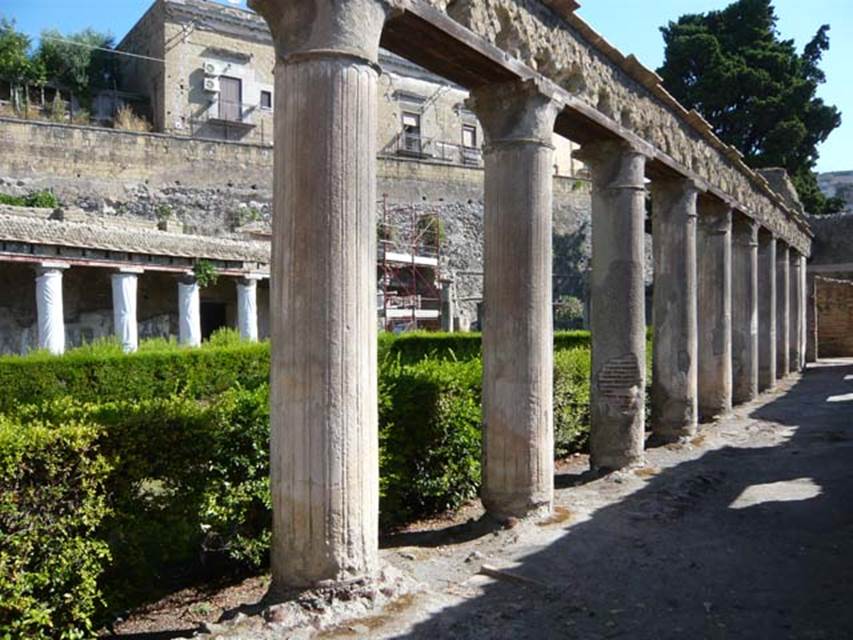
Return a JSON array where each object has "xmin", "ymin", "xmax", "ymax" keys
[
  {"xmin": 0, "ymin": 189, "xmax": 60, "ymax": 209},
  {"xmin": 0, "ymin": 416, "xmax": 112, "ymax": 640},
  {"xmin": 553, "ymin": 348, "xmax": 592, "ymax": 457}
]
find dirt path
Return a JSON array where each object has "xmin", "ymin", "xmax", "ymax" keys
[{"xmin": 113, "ymin": 359, "xmax": 853, "ymax": 639}]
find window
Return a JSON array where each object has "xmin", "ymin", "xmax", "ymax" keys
[
  {"xmin": 462, "ymin": 124, "xmax": 477, "ymax": 149},
  {"xmin": 260, "ymin": 90, "xmax": 272, "ymax": 110},
  {"xmin": 401, "ymin": 112, "xmax": 422, "ymax": 154}
]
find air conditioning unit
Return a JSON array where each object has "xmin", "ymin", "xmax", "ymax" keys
[
  {"xmin": 202, "ymin": 61, "xmax": 219, "ymax": 76},
  {"xmin": 203, "ymin": 77, "xmax": 220, "ymax": 93}
]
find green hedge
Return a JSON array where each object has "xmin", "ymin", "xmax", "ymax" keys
[{"xmin": 0, "ymin": 416, "xmax": 112, "ymax": 640}]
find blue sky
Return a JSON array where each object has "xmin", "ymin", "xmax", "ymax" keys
[{"xmin": 3, "ymin": 0, "xmax": 850, "ymax": 172}]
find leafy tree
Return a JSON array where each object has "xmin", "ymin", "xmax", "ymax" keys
[
  {"xmin": 36, "ymin": 28, "xmax": 118, "ymax": 103},
  {"xmin": 0, "ymin": 18, "xmax": 45, "ymax": 87},
  {"xmin": 658, "ymin": 0, "xmax": 843, "ymax": 214}
]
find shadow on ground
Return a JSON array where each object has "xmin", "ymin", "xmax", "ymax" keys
[{"xmin": 389, "ymin": 360, "xmax": 853, "ymax": 639}]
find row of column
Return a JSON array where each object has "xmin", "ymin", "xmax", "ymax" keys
[
  {"xmin": 251, "ymin": 0, "xmax": 810, "ymax": 595},
  {"xmin": 33, "ymin": 264, "xmax": 261, "ymax": 355}
]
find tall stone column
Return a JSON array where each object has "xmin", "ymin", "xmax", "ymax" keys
[
  {"xmin": 468, "ymin": 80, "xmax": 562, "ymax": 518},
  {"xmin": 800, "ymin": 255, "xmax": 809, "ymax": 368},
  {"xmin": 806, "ymin": 272, "xmax": 817, "ymax": 364},
  {"xmin": 236, "ymin": 276, "xmax": 260, "ymax": 342},
  {"xmin": 35, "ymin": 262, "xmax": 68, "ymax": 355},
  {"xmin": 731, "ymin": 217, "xmax": 758, "ymax": 404},
  {"xmin": 650, "ymin": 177, "xmax": 698, "ymax": 440},
  {"xmin": 697, "ymin": 199, "xmax": 732, "ymax": 420},
  {"xmin": 789, "ymin": 253, "xmax": 803, "ymax": 372},
  {"xmin": 440, "ymin": 280, "xmax": 455, "ymax": 333},
  {"xmin": 577, "ymin": 141, "xmax": 647, "ymax": 470},
  {"xmin": 178, "ymin": 277, "xmax": 201, "ymax": 347},
  {"xmin": 111, "ymin": 268, "xmax": 142, "ymax": 353},
  {"xmin": 776, "ymin": 244, "xmax": 790, "ymax": 376},
  {"xmin": 250, "ymin": 0, "xmax": 393, "ymax": 590},
  {"xmin": 757, "ymin": 232, "xmax": 776, "ymax": 390}
]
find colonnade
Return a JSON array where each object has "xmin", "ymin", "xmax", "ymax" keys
[
  {"xmin": 250, "ymin": 0, "xmax": 810, "ymax": 595},
  {"xmin": 32, "ymin": 263, "xmax": 262, "ymax": 354}
]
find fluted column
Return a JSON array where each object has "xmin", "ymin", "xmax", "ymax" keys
[
  {"xmin": 250, "ymin": 0, "xmax": 393, "ymax": 591},
  {"xmin": 112, "ymin": 268, "xmax": 142, "ymax": 353},
  {"xmin": 236, "ymin": 276, "xmax": 260, "ymax": 342},
  {"xmin": 757, "ymin": 232, "xmax": 777, "ymax": 390},
  {"xmin": 789, "ymin": 253, "xmax": 803, "ymax": 372},
  {"xmin": 777, "ymin": 244, "xmax": 790, "ymax": 376},
  {"xmin": 576, "ymin": 141, "xmax": 647, "ymax": 470},
  {"xmin": 178, "ymin": 277, "xmax": 201, "ymax": 347},
  {"xmin": 468, "ymin": 80, "xmax": 562, "ymax": 518},
  {"xmin": 697, "ymin": 199, "xmax": 732, "ymax": 420},
  {"xmin": 731, "ymin": 217, "xmax": 758, "ymax": 404},
  {"xmin": 35, "ymin": 262, "xmax": 68, "ymax": 355},
  {"xmin": 650, "ymin": 177, "xmax": 698, "ymax": 440}
]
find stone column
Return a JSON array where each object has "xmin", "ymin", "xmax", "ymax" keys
[
  {"xmin": 576, "ymin": 141, "xmax": 646, "ymax": 470},
  {"xmin": 800, "ymin": 255, "xmax": 809, "ymax": 368},
  {"xmin": 731, "ymin": 217, "xmax": 759, "ymax": 404},
  {"xmin": 236, "ymin": 276, "xmax": 260, "ymax": 342},
  {"xmin": 650, "ymin": 177, "xmax": 698, "ymax": 440},
  {"xmin": 776, "ymin": 244, "xmax": 790, "ymax": 376},
  {"xmin": 757, "ymin": 232, "xmax": 777, "ymax": 390},
  {"xmin": 789, "ymin": 252, "xmax": 803, "ymax": 372},
  {"xmin": 178, "ymin": 277, "xmax": 201, "ymax": 347},
  {"xmin": 806, "ymin": 272, "xmax": 817, "ymax": 364},
  {"xmin": 468, "ymin": 79, "xmax": 562, "ymax": 518},
  {"xmin": 697, "ymin": 199, "xmax": 732, "ymax": 420},
  {"xmin": 111, "ymin": 268, "xmax": 142, "ymax": 353},
  {"xmin": 250, "ymin": 0, "xmax": 392, "ymax": 590},
  {"xmin": 35, "ymin": 262, "xmax": 68, "ymax": 355},
  {"xmin": 440, "ymin": 280, "xmax": 455, "ymax": 333}
]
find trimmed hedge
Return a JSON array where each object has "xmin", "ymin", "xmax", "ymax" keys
[{"xmin": 0, "ymin": 416, "xmax": 112, "ymax": 640}]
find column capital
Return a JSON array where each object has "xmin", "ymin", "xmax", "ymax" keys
[
  {"xmin": 35, "ymin": 261, "xmax": 70, "ymax": 275},
  {"xmin": 733, "ymin": 215, "xmax": 759, "ymax": 246},
  {"xmin": 574, "ymin": 139, "xmax": 646, "ymax": 192},
  {"xmin": 698, "ymin": 198, "xmax": 732, "ymax": 233},
  {"xmin": 248, "ymin": 0, "xmax": 401, "ymax": 65},
  {"xmin": 113, "ymin": 266, "xmax": 144, "ymax": 276},
  {"xmin": 466, "ymin": 78, "xmax": 565, "ymax": 149},
  {"xmin": 649, "ymin": 176, "xmax": 701, "ymax": 218}
]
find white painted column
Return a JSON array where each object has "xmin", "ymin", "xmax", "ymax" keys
[
  {"xmin": 178, "ymin": 277, "xmax": 201, "ymax": 347},
  {"xmin": 35, "ymin": 262, "xmax": 68, "ymax": 355},
  {"xmin": 236, "ymin": 276, "xmax": 260, "ymax": 342},
  {"xmin": 111, "ymin": 268, "xmax": 142, "ymax": 353},
  {"xmin": 250, "ymin": 0, "xmax": 392, "ymax": 591},
  {"xmin": 469, "ymin": 79, "xmax": 562, "ymax": 519}
]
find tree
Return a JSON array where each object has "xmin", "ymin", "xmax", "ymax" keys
[
  {"xmin": 658, "ymin": 0, "xmax": 843, "ymax": 214},
  {"xmin": 36, "ymin": 28, "xmax": 117, "ymax": 104},
  {"xmin": 0, "ymin": 18, "xmax": 45, "ymax": 87}
]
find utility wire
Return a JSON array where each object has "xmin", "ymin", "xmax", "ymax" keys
[{"xmin": 40, "ymin": 35, "xmax": 165, "ymax": 64}]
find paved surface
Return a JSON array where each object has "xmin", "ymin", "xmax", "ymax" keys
[{"xmin": 164, "ymin": 360, "xmax": 853, "ymax": 640}]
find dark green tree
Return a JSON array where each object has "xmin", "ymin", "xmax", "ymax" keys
[
  {"xmin": 658, "ymin": 0, "xmax": 843, "ymax": 214},
  {"xmin": 36, "ymin": 28, "xmax": 117, "ymax": 104}
]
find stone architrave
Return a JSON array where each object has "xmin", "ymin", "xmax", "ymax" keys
[
  {"xmin": 757, "ymin": 232, "xmax": 777, "ymax": 390},
  {"xmin": 576, "ymin": 140, "xmax": 647, "ymax": 470},
  {"xmin": 697, "ymin": 199, "xmax": 732, "ymax": 420},
  {"xmin": 731, "ymin": 217, "xmax": 759, "ymax": 404},
  {"xmin": 249, "ymin": 0, "xmax": 398, "ymax": 591},
  {"xmin": 111, "ymin": 268, "xmax": 142, "ymax": 353},
  {"xmin": 650, "ymin": 177, "xmax": 699, "ymax": 440},
  {"xmin": 178, "ymin": 277, "xmax": 202, "ymax": 347},
  {"xmin": 35, "ymin": 262, "xmax": 68, "ymax": 355},
  {"xmin": 777, "ymin": 244, "xmax": 790, "ymax": 376},
  {"xmin": 468, "ymin": 79, "xmax": 563, "ymax": 519},
  {"xmin": 236, "ymin": 276, "xmax": 260, "ymax": 342}
]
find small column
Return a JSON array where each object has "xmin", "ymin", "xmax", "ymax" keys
[
  {"xmin": 576, "ymin": 140, "xmax": 647, "ymax": 470},
  {"xmin": 111, "ymin": 268, "xmax": 142, "ymax": 353},
  {"xmin": 731, "ymin": 217, "xmax": 759, "ymax": 404},
  {"xmin": 440, "ymin": 280, "xmax": 455, "ymax": 333},
  {"xmin": 35, "ymin": 262, "xmax": 68, "ymax": 355},
  {"xmin": 650, "ymin": 177, "xmax": 698, "ymax": 440},
  {"xmin": 757, "ymin": 232, "xmax": 777, "ymax": 390},
  {"xmin": 697, "ymin": 199, "xmax": 732, "ymax": 420},
  {"xmin": 250, "ymin": 0, "xmax": 392, "ymax": 591},
  {"xmin": 236, "ymin": 276, "xmax": 260, "ymax": 342},
  {"xmin": 468, "ymin": 79, "xmax": 562, "ymax": 518},
  {"xmin": 806, "ymin": 272, "xmax": 818, "ymax": 364},
  {"xmin": 789, "ymin": 253, "xmax": 803, "ymax": 372},
  {"xmin": 178, "ymin": 276, "xmax": 201, "ymax": 347},
  {"xmin": 776, "ymin": 244, "xmax": 790, "ymax": 376}
]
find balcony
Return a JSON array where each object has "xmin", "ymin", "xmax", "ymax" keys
[{"xmin": 392, "ymin": 132, "xmax": 482, "ymax": 167}]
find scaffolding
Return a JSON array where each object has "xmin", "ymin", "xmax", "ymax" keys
[{"xmin": 378, "ymin": 195, "xmax": 443, "ymax": 332}]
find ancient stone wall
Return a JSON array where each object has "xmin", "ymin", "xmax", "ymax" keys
[{"xmin": 816, "ymin": 278, "xmax": 853, "ymax": 358}]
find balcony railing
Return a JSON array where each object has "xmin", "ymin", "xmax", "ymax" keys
[{"xmin": 392, "ymin": 132, "xmax": 482, "ymax": 167}]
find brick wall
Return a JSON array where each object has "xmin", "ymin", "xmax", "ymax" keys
[{"xmin": 816, "ymin": 277, "xmax": 853, "ymax": 358}]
